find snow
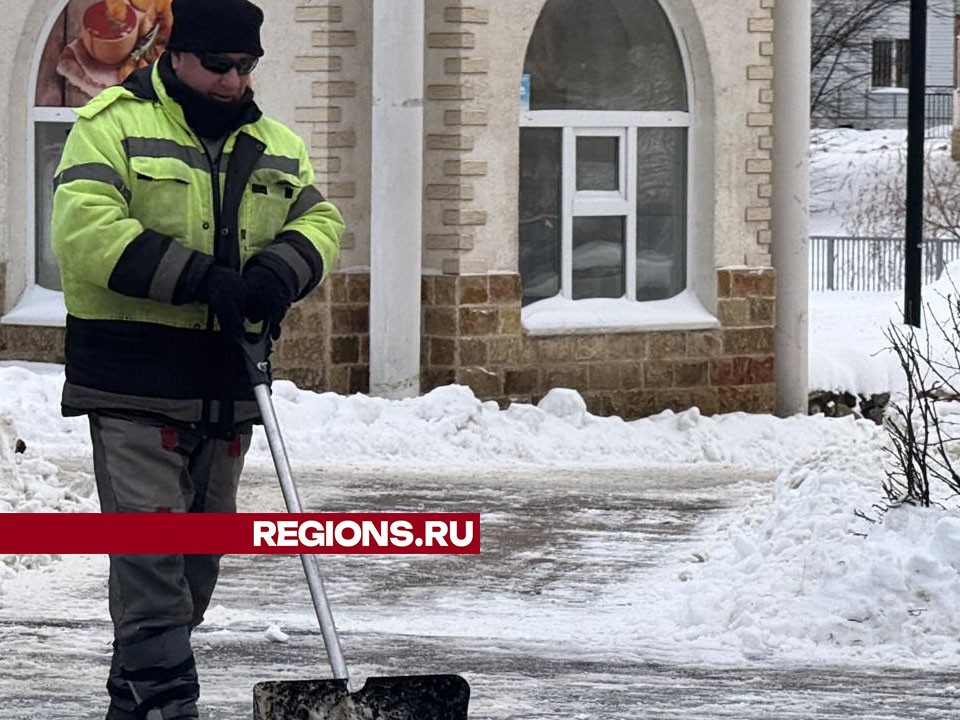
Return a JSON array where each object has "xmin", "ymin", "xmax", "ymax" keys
[
  {"xmin": 263, "ymin": 624, "xmax": 290, "ymax": 643},
  {"xmin": 808, "ymin": 290, "xmax": 903, "ymax": 396},
  {"xmin": 4, "ymin": 127, "xmax": 960, "ymax": 682},
  {"xmin": 522, "ymin": 289, "xmax": 719, "ymax": 334},
  {"xmin": 0, "ymin": 284, "xmax": 66, "ymax": 327},
  {"xmin": 809, "ymin": 127, "xmax": 910, "ymax": 237}
]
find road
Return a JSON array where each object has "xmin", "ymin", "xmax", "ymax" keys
[{"xmin": 1, "ymin": 459, "xmax": 958, "ymax": 719}]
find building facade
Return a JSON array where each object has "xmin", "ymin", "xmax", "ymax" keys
[
  {"xmin": 0, "ymin": 0, "xmax": 798, "ymax": 420},
  {"xmin": 811, "ymin": 0, "xmax": 955, "ymax": 131}
]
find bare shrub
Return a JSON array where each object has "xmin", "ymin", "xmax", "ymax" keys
[
  {"xmin": 845, "ymin": 141, "xmax": 960, "ymax": 243},
  {"xmin": 883, "ymin": 285, "xmax": 960, "ymax": 507}
]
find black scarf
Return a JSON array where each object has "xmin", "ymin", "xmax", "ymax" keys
[{"xmin": 158, "ymin": 53, "xmax": 262, "ymax": 139}]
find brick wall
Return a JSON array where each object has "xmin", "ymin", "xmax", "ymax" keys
[
  {"xmin": 0, "ymin": 263, "xmax": 65, "ymax": 364},
  {"xmin": 269, "ymin": 271, "xmax": 370, "ymax": 395},
  {"xmin": 421, "ymin": 267, "xmax": 776, "ymax": 417},
  {"xmin": 0, "ymin": 263, "xmax": 775, "ymax": 419}
]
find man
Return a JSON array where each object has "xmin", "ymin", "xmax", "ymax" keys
[{"xmin": 51, "ymin": 1, "xmax": 343, "ymax": 717}]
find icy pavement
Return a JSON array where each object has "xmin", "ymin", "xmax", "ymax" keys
[{"xmin": 2, "ymin": 460, "xmax": 960, "ymax": 719}]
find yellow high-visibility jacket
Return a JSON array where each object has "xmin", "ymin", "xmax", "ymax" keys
[{"xmin": 52, "ymin": 60, "xmax": 343, "ymax": 430}]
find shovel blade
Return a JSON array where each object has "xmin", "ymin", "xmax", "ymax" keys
[{"xmin": 253, "ymin": 673, "xmax": 469, "ymax": 719}]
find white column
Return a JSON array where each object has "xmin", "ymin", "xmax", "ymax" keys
[
  {"xmin": 771, "ymin": 0, "xmax": 811, "ymax": 417},
  {"xmin": 369, "ymin": 0, "xmax": 424, "ymax": 398}
]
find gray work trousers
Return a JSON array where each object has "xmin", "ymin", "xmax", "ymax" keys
[{"xmin": 90, "ymin": 413, "xmax": 251, "ymax": 720}]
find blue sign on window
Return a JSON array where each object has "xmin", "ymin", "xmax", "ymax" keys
[{"xmin": 520, "ymin": 73, "xmax": 530, "ymax": 111}]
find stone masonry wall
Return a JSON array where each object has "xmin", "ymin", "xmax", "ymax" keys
[
  {"xmin": 0, "ymin": 263, "xmax": 65, "ymax": 363},
  {"xmin": 0, "ymin": 261, "xmax": 371, "ymax": 395},
  {"xmin": 274, "ymin": 2, "xmax": 369, "ymax": 392},
  {"xmin": 270, "ymin": 271, "xmax": 370, "ymax": 395},
  {"xmin": 0, "ymin": 263, "xmax": 774, "ymax": 419},
  {"xmin": 421, "ymin": 267, "xmax": 777, "ymax": 418}
]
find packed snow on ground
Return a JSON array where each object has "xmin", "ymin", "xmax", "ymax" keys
[
  {"xmin": 0, "ymin": 325, "xmax": 957, "ymax": 667},
  {"xmin": 3, "ymin": 128, "xmax": 960, "ymax": 669}
]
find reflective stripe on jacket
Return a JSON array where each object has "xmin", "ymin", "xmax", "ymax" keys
[{"xmin": 51, "ymin": 61, "xmax": 344, "ymax": 427}]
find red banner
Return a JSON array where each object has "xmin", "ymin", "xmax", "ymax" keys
[{"xmin": 0, "ymin": 513, "xmax": 481, "ymax": 554}]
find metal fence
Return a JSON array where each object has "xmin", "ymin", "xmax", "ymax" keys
[
  {"xmin": 925, "ymin": 86, "xmax": 954, "ymax": 134},
  {"xmin": 812, "ymin": 86, "xmax": 955, "ymax": 138},
  {"xmin": 810, "ymin": 235, "xmax": 960, "ymax": 291}
]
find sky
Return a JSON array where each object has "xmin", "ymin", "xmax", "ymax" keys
[{"xmin": 3, "ymin": 128, "xmax": 960, "ymax": 677}]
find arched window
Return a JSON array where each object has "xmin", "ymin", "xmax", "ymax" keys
[
  {"xmin": 519, "ymin": 0, "xmax": 690, "ymax": 307},
  {"xmin": 31, "ymin": 0, "xmax": 169, "ymax": 291}
]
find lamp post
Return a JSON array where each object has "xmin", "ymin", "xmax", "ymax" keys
[{"xmin": 904, "ymin": 0, "xmax": 927, "ymax": 328}]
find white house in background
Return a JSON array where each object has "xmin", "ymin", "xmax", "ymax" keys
[
  {"xmin": 812, "ymin": 0, "xmax": 955, "ymax": 131},
  {"xmin": 0, "ymin": 0, "xmax": 810, "ymax": 419}
]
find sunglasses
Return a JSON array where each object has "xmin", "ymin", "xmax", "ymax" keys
[{"xmin": 197, "ymin": 53, "xmax": 259, "ymax": 76}]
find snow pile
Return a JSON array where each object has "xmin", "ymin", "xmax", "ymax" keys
[
  {"xmin": 0, "ymin": 413, "xmax": 23, "ymax": 507},
  {"xmin": 0, "ymin": 410, "xmax": 87, "ymax": 586},
  {"xmin": 664, "ymin": 457, "xmax": 960, "ymax": 665},
  {"xmin": 806, "ymin": 263, "xmax": 960, "ymax": 398},
  {"xmin": 0, "ymin": 362, "xmax": 88, "ymax": 455},
  {"xmin": 258, "ymin": 383, "xmax": 887, "ymax": 470},
  {"xmin": 808, "ymin": 291, "xmax": 904, "ymax": 396},
  {"xmin": 0, "ymin": 410, "xmax": 91, "ymax": 516},
  {"xmin": 810, "ymin": 128, "xmax": 901, "ymax": 234},
  {"xmin": 0, "ymin": 365, "xmax": 887, "ymax": 502},
  {"xmin": 0, "ymin": 363, "xmax": 887, "ymax": 487},
  {"xmin": 0, "ymin": 364, "xmax": 890, "ymax": 603},
  {"xmin": 0, "ymin": 365, "xmax": 96, "ymax": 585}
]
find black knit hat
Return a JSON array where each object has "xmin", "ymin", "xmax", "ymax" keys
[{"xmin": 168, "ymin": 0, "xmax": 265, "ymax": 57}]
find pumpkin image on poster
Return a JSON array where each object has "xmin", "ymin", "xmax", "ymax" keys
[{"xmin": 46, "ymin": 0, "xmax": 173, "ymax": 105}]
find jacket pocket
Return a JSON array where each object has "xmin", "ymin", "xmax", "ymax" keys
[
  {"xmin": 128, "ymin": 156, "xmax": 198, "ymax": 245},
  {"xmin": 241, "ymin": 167, "xmax": 305, "ymax": 257}
]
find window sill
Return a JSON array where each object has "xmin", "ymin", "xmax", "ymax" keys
[
  {"xmin": 869, "ymin": 87, "xmax": 908, "ymax": 94},
  {"xmin": 521, "ymin": 290, "xmax": 719, "ymax": 336},
  {"xmin": 1, "ymin": 285, "xmax": 66, "ymax": 328}
]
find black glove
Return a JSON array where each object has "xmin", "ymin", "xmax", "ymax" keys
[
  {"xmin": 244, "ymin": 265, "xmax": 295, "ymax": 340},
  {"xmin": 198, "ymin": 266, "xmax": 247, "ymax": 340}
]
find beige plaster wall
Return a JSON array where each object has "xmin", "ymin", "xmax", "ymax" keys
[
  {"xmin": 260, "ymin": 2, "xmax": 372, "ymax": 266},
  {"xmin": 468, "ymin": 1, "xmax": 534, "ymax": 272},
  {"xmin": 691, "ymin": 0, "xmax": 774, "ymax": 267},
  {"xmin": 292, "ymin": 0, "xmax": 371, "ymax": 270},
  {"xmin": 1, "ymin": 0, "xmax": 774, "ymax": 314},
  {"xmin": 429, "ymin": 0, "xmax": 773, "ymax": 281},
  {"xmin": 258, "ymin": 2, "xmax": 314, "ymax": 143}
]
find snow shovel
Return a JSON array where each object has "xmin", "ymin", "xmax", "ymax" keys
[{"xmin": 240, "ymin": 331, "xmax": 470, "ymax": 720}]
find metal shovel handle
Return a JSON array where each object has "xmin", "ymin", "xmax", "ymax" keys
[{"xmin": 241, "ymin": 332, "xmax": 350, "ymax": 683}]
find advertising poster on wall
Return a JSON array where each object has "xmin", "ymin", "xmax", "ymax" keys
[{"xmin": 35, "ymin": 0, "xmax": 172, "ymax": 107}]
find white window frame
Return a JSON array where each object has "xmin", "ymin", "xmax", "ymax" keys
[
  {"xmin": 9, "ymin": 102, "xmax": 76, "ymax": 328},
  {"xmin": 29, "ymin": 2, "xmax": 79, "ymax": 289},
  {"xmin": 871, "ymin": 37, "xmax": 910, "ymax": 90},
  {"xmin": 30, "ymin": 105, "xmax": 77, "ymax": 280},
  {"xmin": 567, "ymin": 127, "xmax": 632, "ymax": 298},
  {"xmin": 520, "ymin": 109, "xmax": 690, "ymax": 302},
  {"xmin": 5, "ymin": 1, "xmax": 76, "ymax": 327}
]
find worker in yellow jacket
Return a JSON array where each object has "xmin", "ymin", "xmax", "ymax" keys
[{"xmin": 51, "ymin": 0, "xmax": 343, "ymax": 717}]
